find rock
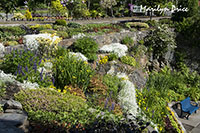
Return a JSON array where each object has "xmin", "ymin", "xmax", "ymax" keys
[
  {"xmin": 4, "ymin": 100, "xmax": 22, "ymax": 110},
  {"xmin": 4, "ymin": 109, "xmax": 23, "ymax": 114},
  {"xmin": 0, "ymin": 43, "xmax": 5, "ymax": 58},
  {"xmin": 0, "ymin": 113, "xmax": 28, "ymax": 127},
  {"xmin": 128, "ymin": 70, "xmax": 147, "ymax": 90},
  {"xmin": 0, "ymin": 100, "xmax": 7, "ymax": 107},
  {"xmin": 0, "ymin": 122, "xmax": 24, "ymax": 133}
]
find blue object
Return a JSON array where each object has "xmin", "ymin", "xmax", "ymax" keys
[{"xmin": 180, "ymin": 97, "xmax": 199, "ymax": 119}]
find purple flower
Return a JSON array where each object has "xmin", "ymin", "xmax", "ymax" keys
[
  {"xmin": 40, "ymin": 68, "xmax": 44, "ymax": 81},
  {"xmin": 25, "ymin": 66, "xmax": 28, "ymax": 72},
  {"xmin": 33, "ymin": 62, "xmax": 37, "ymax": 73},
  {"xmin": 14, "ymin": 71, "xmax": 18, "ymax": 76},
  {"xmin": 38, "ymin": 59, "xmax": 42, "ymax": 65},
  {"xmin": 111, "ymin": 102, "xmax": 115, "ymax": 111},
  {"xmin": 22, "ymin": 70, "xmax": 25, "ymax": 76},
  {"xmin": 128, "ymin": 3, "xmax": 134, "ymax": 11}
]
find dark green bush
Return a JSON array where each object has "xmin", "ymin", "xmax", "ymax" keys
[
  {"xmin": 73, "ymin": 37, "xmax": 98, "ymax": 61},
  {"xmin": 54, "ymin": 19, "xmax": 67, "ymax": 26},
  {"xmin": 67, "ymin": 22, "xmax": 81, "ymax": 28},
  {"xmin": 144, "ymin": 24, "xmax": 176, "ymax": 59}
]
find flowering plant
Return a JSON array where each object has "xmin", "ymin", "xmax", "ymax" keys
[
  {"xmin": 52, "ymin": 50, "xmax": 94, "ymax": 92},
  {"xmin": 37, "ymin": 33, "xmax": 62, "ymax": 58}
]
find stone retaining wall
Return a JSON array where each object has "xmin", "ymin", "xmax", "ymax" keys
[{"xmin": 3, "ymin": 30, "xmax": 149, "ymax": 55}]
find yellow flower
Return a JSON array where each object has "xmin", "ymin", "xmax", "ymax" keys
[
  {"xmin": 64, "ymin": 86, "xmax": 68, "ymax": 89},
  {"xmin": 84, "ymin": 61, "xmax": 88, "ymax": 65},
  {"xmin": 74, "ymin": 92, "xmax": 77, "ymax": 95},
  {"xmin": 58, "ymin": 89, "xmax": 61, "ymax": 92},
  {"xmin": 68, "ymin": 87, "xmax": 72, "ymax": 90},
  {"xmin": 63, "ymin": 90, "xmax": 67, "ymax": 93},
  {"xmin": 86, "ymin": 70, "xmax": 90, "ymax": 72}
]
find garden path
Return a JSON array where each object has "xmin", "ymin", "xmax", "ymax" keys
[{"xmin": 0, "ymin": 16, "xmax": 171, "ymax": 26}]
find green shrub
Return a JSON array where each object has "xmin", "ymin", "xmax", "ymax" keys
[
  {"xmin": 14, "ymin": 88, "xmax": 92, "ymax": 128},
  {"xmin": 131, "ymin": 45, "xmax": 147, "ymax": 58},
  {"xmin": 121, "ymin": 36, "xmax": 134, "ymax": 47},
  {"xmin": 54, "ymin": 19, "xmax": 67, "ymax": 26},
  {"xmin": 144, "ymin": 24, "xmax": 176, "ymax": 59},
  {"xmin": 0, "ymin": 81, "xmax": 6, "ymax": 98},
  {"xmin": 0, "ymin": 26, "xmax": 26, "ymax": 36},
  {"xmin": 53, "ymin": 25, "xmax": 67, "ymax": 31},
  {"xmin": 146, "ymin": 20, "xmax": 158, "ymax": 27},
  {"xmin": 103, "ymin": 74, "xmax": 121, "ymax": 99},
  {"xmin": 108, "ymin": 53, "xmax": 118, "ymax": 61},
  {"xmin": 53, "ymin": 51, "xmax": 94, "ymax": 92},
  {"xmin": 30, "ymin": 24, "xmax": 52, "ymax": 31},
  {"xmin": 67, "ymin": 22, "xmax": 81, "ymax": 28},
  {"xmin": 175, "ymin": 14, "xmax": 200, "ymax": 47},
  {"xmin": 73, "ymin": 37, "xmax": 98, "ymax": 61},
  {"xmin": 125, "ymin": 22, "xmax": 149, "ymax": 29},
  {"xmin": 120, "ymin": 56, "xmax": 136, "ymax": 67}
]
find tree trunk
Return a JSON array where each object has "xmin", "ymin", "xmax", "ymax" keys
[
  {"xmin": 111, "ymin": 6, "xmax": 114, "ymax": 17},
  {"xmin": 150, "ymin": 10, "xmax": 152, "ymax": 20},
  {"xmin": 87, "ymin": 0, "xmax": 90, "ymax": 10}
]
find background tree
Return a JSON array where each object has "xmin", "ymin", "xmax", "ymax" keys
[
  {"xmin": 0, "ymin": 0, "xmax": 17, "ymax": 19},
  {"xmin": 100, "ymin": 0, "xmax": 117, "ymax": 17},
  {"xmin": 51, "ymin": 0, "xmax": 68, "ymax": 17},
  {"xmin": 172, "ymin": 0, "xmax": 199, "ymax": 21}
]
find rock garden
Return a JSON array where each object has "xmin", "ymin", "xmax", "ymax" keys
[{"xmin": 0, "ymin": 0, "xmax": 200, "ymax": 133}]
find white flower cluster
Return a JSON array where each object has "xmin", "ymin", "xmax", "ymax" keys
[
  {"xmin": 0, "ymin": 70, "xmax": 16, "ymax": 83},
  {"xmin": 0, "ymin": 43, "xmax": 5, "ymax": 58},
  {"xmin": 72, "ymin": 33, "xmax": 86, "ymax": 39},
  {"xmin": 0, "ymin": 70, "xmax": 39, "ymax": 89},
  {"xmin": 17, "ymin": 80, "xmax": 39, "ymax": 89},
  {"xmin": 117, "ymin": 72, "xmax": 138, "ymax": 117},
  {"xmin": 23, "ymin": 33, "xmax": 60, "ymax": 50},
  {"xmin": 99, "ymin": 43, "xmax": 128, "ymax": 58},
  {"xmin": 69, "ymin": 52, "xmax": 88, "ymax": 61}
]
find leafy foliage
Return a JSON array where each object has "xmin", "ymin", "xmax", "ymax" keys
[
  {"xmin": 121, "ymin": 36, "xmax": 134, "ymax": 47},
  {"xmin": 52, "ymin": 50, "xmax": 94, "ymax": 92},
  {"xmin": 120, "ymin": 56, "xmax": 136, "ymax": 67},
  {"xmin": 14, "ymin": 88, "xmax": 92, "ymax": 129},
  {"xmin": 144, "ymin": 24, "xmax": 176, "ymax": 59},
  {"xmin": 0, "ymin": 49, "xmax": 51, "ymax": 87},
  {"xmin": 73, "ymin": 37, "xmax": 98, "ymax": 61},
  {"xmin": 103, "ymin": 74, "xmax": 121, "ymax": 100},
  {"xmin": 54, "ymin": 19, "xmax": 67, "ymax": 26}
]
